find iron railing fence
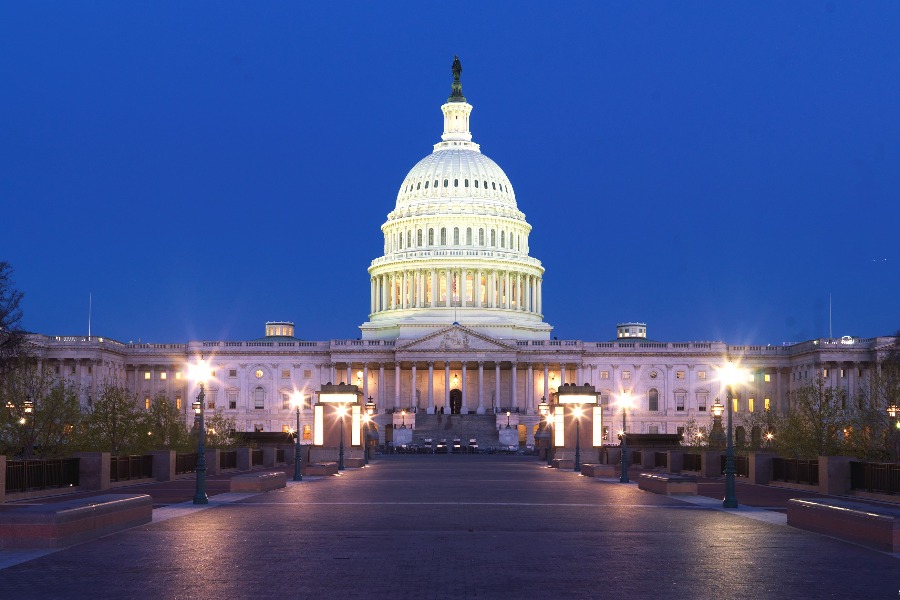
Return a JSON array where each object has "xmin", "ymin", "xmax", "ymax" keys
[
  {"xmin": 682, "ymin": 453, "xmax": 702, "ymax": 471},
  {"xmin": 251, "ymin": 449, "xmax": 263, "ymax": 466},
  {"xmin": 6, "ymin": 458, "xmax": 80, "ymax": 493},
  {"xmin": 850, "ymin": 461, "xmax": 900, "ymax": 494},
  {"xmin": 220, "ymin": 450, "xmax": 237, "ymax": 470},
  {"xmin": 654, "ymin": 452, "xmax": 668, "ymax": 469},
  {"xmin": 772, "ymin": 458, "xmax": 819, "ymax": 486},
  {"xmin": 720, "ymin": 455, "xmax": 749, "ymax": 477},
  {"xmin": 110, "ymin": 455, "xmax": 153, "ymax": 482},
  {"xmin": 175, "ymin": 453, "xmax": 197, "ymax": 474}
]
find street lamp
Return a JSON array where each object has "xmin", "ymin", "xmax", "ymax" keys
[
  {"xmin": 400, "ymin": 409, "xmax": 407, "ymax": 429},
  {"xmin": 555, "ymin": 383, "xmax": 599, "ymax": 474},
  {"xmin": 337, "ymin": 404, "xmax": 347, "ymax": 471},
  {"xmin": 719, "ymin": 359, "xmax": 743, "ymax": 509},
  {"xmin": 364, "ymin": 396, "xmax": 376, "ymax": 465},
  {"xmin": 291, "ymin": 392, "xmax": 304, "ymax": 482},
  {"xmin": 188, "ymin": 360, "xmax": 211, "ymax": 505},
  {"xmin": 505, "ymin": 411, "xmax": 511, "ymax": 428},
  {"xmin": 618, "ymin": 391, "xmax": 632, "ymax": 483}
]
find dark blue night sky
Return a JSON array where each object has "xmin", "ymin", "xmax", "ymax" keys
[{"xmin": 2, "ymin": 2, "xmax": 898, "ymax": 345}]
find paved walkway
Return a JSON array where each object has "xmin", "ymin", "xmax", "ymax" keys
[{"xmin": 0, "ymin": 456, "xmax": 897, "ymax": 599}]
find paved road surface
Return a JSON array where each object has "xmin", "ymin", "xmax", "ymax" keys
[{"xmin": 0, "ymin": 455, "xmax": 897, "ymax": 599}]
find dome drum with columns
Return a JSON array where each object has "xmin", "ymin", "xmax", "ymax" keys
[{"xmin": 361, "ymin": 58, "xmax": 552, "ymax": 341}]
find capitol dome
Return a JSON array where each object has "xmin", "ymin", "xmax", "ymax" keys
[{"xmin": 360, "ymin": 57, "xmax": 552, "ymax": 341}]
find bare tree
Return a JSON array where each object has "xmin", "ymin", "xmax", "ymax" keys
[{"xmin": 0, "ymin": 261, "xmax": 27, "ymax": 377}]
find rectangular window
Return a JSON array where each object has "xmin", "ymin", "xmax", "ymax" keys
[
  {"xmin": 600, "ymin": 393, "xmax": 609, "ymax": 408},
  {"xmin": 622, "ymin": 371, "xmax": 631, "ymax": 380},
  {"xmin": 144, "ymin": 372, "xmax": 151, "ymax": 380},
  {"xmin": 840, "ymin": 369, "xmax": 845, "ymax": 378},
  {"xmin": 676, "ymin": 371, "xmax": 685, "ymax": 379},
  {"xmin": 697, "ymin": 393, "xmax": 708, "ymax": 411},
  {"xmin": 207, "ymin": 400, "xmax": 215, "ymax": 409},
  {"xmin": 823, "ymin": 368, "xmax": 829, "ymax": 378},
  {"xmin": 648, "ymin": 393, "xmax": 658, "ymax": 411},
  {"xmin": 764, "ymin": 374, "xmax": 771, "ymax": 382},
  {"xmin": 675, "ymin": 393, "xmax": 686, "ymax": 411},
  {"xmin": 304, "ymin": 369, "xmax": 312, "ymax": 378},
  {"xmin": 227, "ymin": 391, "xmax": 238, "ymax": 410},
  {"xmin": 254, "ymin": 424, "xmax": 264, "ymax": 433},
  {"xmin": 175, "ymin": 396, "xmax": 182, "ymax": 411},
  {"xmin": 282, "ymin": 369, "xmax": 291, "ymax": 379},
  {"xmin": 677, "ymin": 426, "xmax": 685, "ymax": 439},
  {"xmin": 282, "ymin": 393, "xmax": 290, "ymax": 410},
  {"xmin": 144, "ymin": 397, "xmax": 151, "ymax": 410},
  {"xmin": 748, "ymin": 374, "xmax": 755, "ymax": 382},
  {"xmin": 748, "ymin": 397, "xmax": 755, "ymax": 412},
  {"xmin": 159, "ymin": 372, "xmax": 166, "ymax": 380},
  {"xmin": 764, "ymin": 398, "xmax": 771, "ymax": 412},
  {"xmin": 649, "ymin": 425, "xmax": 659, "ymax": 434},
  {"xmin": 303, "ymin": 424, "xmax": 312, "ymax": 441},
  {"xmin": 175, "ymin": 372, "xmax": 182, "ymax": 380},
  {"xmin": 229, "ymin": 369, "xmax": 237, "ymax": 377},
  {"xmin": 603, "ymin": 426, "xmax": 609, "ymax": 441},
  {"xmin": 698, "ymin": 371, "xmax": 706, "ymax": 380},
  {"xmin": 71, "ymin": 366, "xmax": 77, "ymax": 375},
  {"xmin": 88, "ymin": 366, "xmax": 92, "ymax": 375},
  {"xmin": 732, "ymin": 398, "xmax": 739, "ymax": 413},
  {"xmin": 600, "ymin": 371, "xmax": 609, "ymax": 380},
  {"xmin": 282, "ymin": 425, "xmax": 292, "ymax": 433}
]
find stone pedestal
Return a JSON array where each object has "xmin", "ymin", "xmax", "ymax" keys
[
  {"xmin": 236, "ymin": 448, "xmax": 252, "ymax": 471},
  {"xmin": 149, "ymin": 450, "xmax": 175, "ymax": 481},
  {"xmin": 262, "ymin": 447, "xmax": 277, "ymax": 468},
  {"xmin": 667, "ymin": 451, "xmax": 684, "ymax": 473},
  {"xmin": 700, "ymin": 451, "xmax": 724, "ymax": 478},
  {"xmin": 205, "ymin": 449, "xmax": 220, "ymax": 476},
  {"xmin": 498, "ymin": 428, "xmax": 518, "ymax": 448},
  {"xmin": 74, "ymin": 452, "xmax": 110, "ymax": 491},
  {"xmin": 393, "ymin": 428, "xmax": 413, "ymax": 446},
  {"xmin": 818, "ymin": 455, "xmax": 852, "ymax": 495},
  {"xmin": 749, "ymin": 452, "xmax": 775, "ymax": 485}
]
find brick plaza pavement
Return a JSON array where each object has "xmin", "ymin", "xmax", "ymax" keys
[{"xmin": 0, "ymin": 455, "xmax": 897, "ymax": 599}]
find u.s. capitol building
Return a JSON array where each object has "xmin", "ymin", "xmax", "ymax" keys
[{"xmin": 29, "ymin": 59, "xmax": 895, "ymax": 447}]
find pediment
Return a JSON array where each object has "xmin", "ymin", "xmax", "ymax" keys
[{"xmin": 396, "ymin": 325, "xmax": 517, "ymax": 352}]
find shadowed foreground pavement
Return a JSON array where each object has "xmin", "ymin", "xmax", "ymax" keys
[{"xmin": 0, "ymin": 455, "xmax": 897, "ymax": 599}]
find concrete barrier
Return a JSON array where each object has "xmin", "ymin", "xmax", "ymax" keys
[
  {"xmin": 302, "ymin": 462, "xmax": 339, "ymax": 476},
  {"xmin": 638, "ymin": 473, "xmax": 698, "ymax": 495},
  {"xmin": 343, "ymin": 457, "xmax": 365, "ymax": 468},
  {"xmin": 551, "ymin": 458, "xmax": 574, "ymax": 470},
  {"xmin": 0, "ymin": 494, "xmax": 152, "ymax": 549},
  {"xmin": 787, "ymin": 497, "xmax": 900, "ymax": 552},
  {"xmin": 229, "ymin": 471, "xmax": 287, "ymax": 493}
]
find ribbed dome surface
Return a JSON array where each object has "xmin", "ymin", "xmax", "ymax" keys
[{"xmin": 395, "ymin": 148, "xmax": 516, "ymax": 210}]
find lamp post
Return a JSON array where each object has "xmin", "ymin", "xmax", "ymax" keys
[
  {"xmin": 400, "ymin": 409, "xmax": 407, "ymax": 429},
  {"xmin": 505, "ymin": 411, "xmax": 511, "ymax": 428},
  {"xmin": 619, "ymin": 391, "xmax": 631, "ymax": 484},
  {"xmin": 573, "ymin": 405, "xmax": 582, "ymax": 472},
  {"xmin": 555, "ymin": 383, "xmax": 599, "ymax": 474},
  {"xmin": 292, "ymin": 392, "xmax": 303, "ymax": 482},
  {"xmin": 189, "ymin": 360, "xmax": 211, "ymax": 505},
  {"xmin": 720, "ymin": 360, "xmax": 741, "ymax": 509},
  {"xmin": 364, "ymin": 396, "xmax": 376, "ymax": 465},
  {"xmin": 338, "ymin": 404, "xmax": 346, "ymax": 471}
]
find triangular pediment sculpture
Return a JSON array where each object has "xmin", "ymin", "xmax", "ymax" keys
[{"xmin": 396, "ymin": 325, "xmax": 517, "ymax": 352}]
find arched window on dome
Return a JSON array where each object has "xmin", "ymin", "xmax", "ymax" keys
[
  {"xmin": 428, "ymin": 228, "xmax": 434, "ymax": 246},
  {"xmin": 417, "ymin": 229, "xmax": 422, "ymax": 247},
  {"xmin": 501, "ymin": 231, "xmax": 505, "ymax": 248},
  {"xmin": 454, "ymin": 179, "xmax": 458, "ymax": 187},
  {"xmin": 478, "ymin": 228, "xmax": 484, "ymax": 246},
  {"xmin": 491, "ymin": 229, "xmax": 496, "ymax": 247},
  {"xmin": 453, "ymin": 228, "xmax": 459, "ymax": 245},
  {"xmin": 483, "ymin": 180, "xmax": 487, "ymax": 189},
  {"xmin": 444, "ymin": 179, "xmax": 448, "ymax": 188},
  {"xmin": 474, "ymin": 180, "xmax": 479, "ymax": 188},
  {"xmin": 398, "ymin": 233, "xmax": 403, "ymax": 250},
  {"xmin": 406, "ymin": 231, "xmax": 411, "ymax": 248},
  {"xmin": 424, "ymin": 181, "xmax": 429, "ymax": 189},
  {"xmin": 466, "ymin": 228, "xmax": 472, "ymax": 245},
  {"xmin": 492, "ymin": 182, "xmax": 496, "ymax": 190},
  {"xmin": 440, "ymin": 228, "xmax": 447, "ymax": 245},
  {"xmin": 464, "ymin": 179, "xmax": 469, "ymax": 188},
  {"xmin": 433, "ymin": 179, "xmax": 438, "ymax": 188},
  {"xmin": 416, "ymin": 182, "xmax": 420, "ymax": 190}
]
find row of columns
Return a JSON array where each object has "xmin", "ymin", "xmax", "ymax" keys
[{"xmin": 370, "ymin": 268, "xmax": 542, "ymax": 315}]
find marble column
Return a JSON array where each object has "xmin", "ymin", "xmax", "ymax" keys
[
  {"xmin": 394, "ymin": 362, "xmax": 401, "ymax": 410},
  {"xmin": 477, "ymin": 361, "xmax": 485, "ymax": 414},
  {"xmin": 495, "ymin": 363, "xmax": 501, "ymax": 413},
  {"xmin": 444, "ymin": 363, "xmax": 451, "ymax": 410},
  {"xmin": 461, "ymin": 362, "xmax": 468, "ymax": 414},
  {"xmin": 543, "ymin": 364, "xmax": 549, "ymax": 405},
  {"xmin": 379, "ymin": 363, "xmax": 385, "ymax": 409},
  {"xmin": 511, "ymin": 362, "xmax": 518, "ymax": 413},
  {"xmin": 526, "ymin": 363, "xmax": 533, "ymax": 414},
  {"xmin": 411, "ymin": 363, "xmax": 417, "ymax": 411},
  {"xmin": 427, "ymin": 361, "xmax": 435, "ymax": 413}
]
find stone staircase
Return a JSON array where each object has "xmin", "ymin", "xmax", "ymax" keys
[{"xmin": 410, "ymin": 414, "xmax": 501, "ymax": 448}]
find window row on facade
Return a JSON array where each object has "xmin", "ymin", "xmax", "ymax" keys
[{"xmin": 386, "ymin": 225, "xmax": 528, "ymax": 254}]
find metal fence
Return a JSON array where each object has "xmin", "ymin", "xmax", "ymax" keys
[
  {"xmin": 683, "ymin": 453, "xmax": 702, "ymax": 472},
  {"xmin": 654, "ymin": 452, "xmax": 668, "ymax": 469},
  {"xmin": 772, "ymin": 458, "xmax": 819, "ymax": 486},
  {"xmin": 220, "ymin": 450, "xmax": 237, "ymax": 470},
  {"xmin": 276, "ymin": 448, "xmax": 285, "ymax": 463},
  {"xmin": 251, "ymin": 449, "xmax": 263, "ymax": 466},
  {"xmin": 175, "ymin": 453, "xmax": 197, "ymax": 474},
  {"xmin": 720, "ymin": 455, "xmax": 749, "ymax": 477},
  {"xmin": 6, "ymin": 458, "xmax": 80, "ymax": 493},
  {"xmin": 632, "ymin": 450, "xmax": 642, "ymax": 465},
  {"xmin": 850, "ymin": 461, "xmax": 900, "ymax": 494},
  {"xmin": 110, "ymin": 455, "xmax": 153, "ymax": 482}
]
